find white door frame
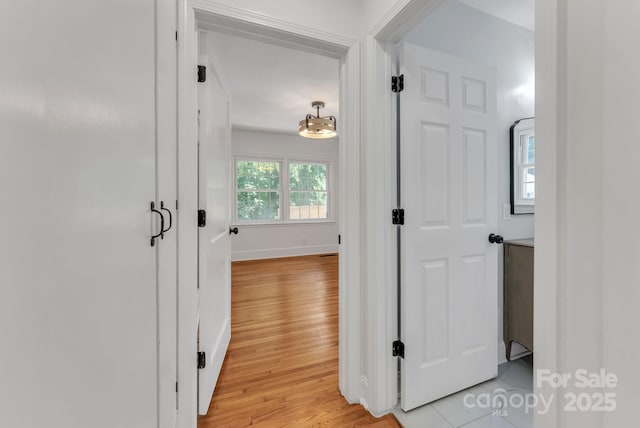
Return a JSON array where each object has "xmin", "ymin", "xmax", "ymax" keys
[
  {"xmin": 532, "ymin": 1, "xmax": 559, "ymax": 426},
  {"xmin": 360, "ymin": 0, "xmax": 450, "ymax": 415},
  {"xmin": 155, "ymin": 1, "xmax": 179, "ymax": 427},
  {"xmin": 176, "ymin": 2, "xmax": 361, "ymax": 427}
]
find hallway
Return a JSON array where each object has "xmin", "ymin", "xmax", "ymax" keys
[{"xmin": 197, "ymin": 255, "xmax": 399, "ymax": 427}]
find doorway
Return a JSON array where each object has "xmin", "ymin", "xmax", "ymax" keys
[
  {"xmin": 177, "ymin": 5, "xmax": 362, "ymax": 427},
  {"xmin": 388, "ymin": 1, "xmax": 535, "ymax": 425},
  {"xmin": 195, "ymin": 28, "xmax": 343, "ymax": 421}
]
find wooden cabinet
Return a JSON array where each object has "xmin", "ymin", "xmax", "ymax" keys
[{"xmin": 503, "ymin": 239, "xmax": 534, "ymax": 361}]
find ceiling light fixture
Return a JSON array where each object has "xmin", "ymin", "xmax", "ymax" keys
[{"xmin": 298, "ymin": 101, "xmax": 337, "ymax": 139}]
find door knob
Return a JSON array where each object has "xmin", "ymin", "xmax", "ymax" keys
[
  {"xmin": 229, "ymin": 227, "xmax": 239, "ymax": 235},
  {"xmin": 488, "ymin": 233, "xmax": 504, "ymax": 244}
]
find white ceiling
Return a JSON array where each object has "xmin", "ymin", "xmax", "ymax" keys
[
  {"xmin": 457, "ymin": 0, "xmax": 534, "ymax": 31},
  {"xmin": 208, "ymin": 32, "xmax": 339, "ymax": 134},
  {"xmin": 206, "ymin": 1, "xmax": 531, "ymax": 134}
]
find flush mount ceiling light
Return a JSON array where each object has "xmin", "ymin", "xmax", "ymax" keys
[{"xmin": 298, "ymin": 101, "xmax": 337, "ymax": 139}]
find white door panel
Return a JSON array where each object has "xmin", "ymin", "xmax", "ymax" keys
[
  {"xmin": 400, "ymin": 43, "xmax": 498, "ymax": 411},
  {"xmin": 0, "ymin": 1, "xmax": 158, "ymax": 427},
  {"xmin": 197, "ymin": 31, "xmax": 232, "ymax": 415}
]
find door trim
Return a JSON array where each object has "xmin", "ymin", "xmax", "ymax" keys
[
  {"xmin": 176, "ymin": 2, "xmax": 361, "ymax": 426},
  {"xmin": 360, "ymin": 0, "xmax": 448, "ymax": 415},
  {"xmin": 532, "ymin": 0, "xmax": 560, "ymax": 426}
]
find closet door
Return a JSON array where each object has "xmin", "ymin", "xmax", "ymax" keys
[{"xmin": 0, "ymin": 1, "xmax": 159, "ymax": 427}]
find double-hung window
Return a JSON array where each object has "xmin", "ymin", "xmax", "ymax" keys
[
  {"xmin": 510, "ymin": 117, "xmax": 535, "ymax": 214},
  {"xmin": 516, "ymin": 131, "xmax": 535, "ymax": 203},
  {"xmin": 235, "ymin": 160, "xmax": 281, "ymax": 221},
  {"xmin": 234, "ymin": 158, "xmax": 330, "ymax": 223},
  {"xmin": 288, "ymin": 162, "xmax": 328, "ymax": 220}
]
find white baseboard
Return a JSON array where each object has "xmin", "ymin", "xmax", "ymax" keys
[
  {"xmin": 340, "ymin": 387, "xmax": 360, "ymax": 405},
  {"xmin": 498, "ymin": 340, "xmax": 532, "ymax": 365},
  {"xmin": 231, "ymin": 244, "xmax": 339, "ymax": 261},
  {"xmin": 366, "ymin": 403, "xmax": 393, "ymax": 418}
]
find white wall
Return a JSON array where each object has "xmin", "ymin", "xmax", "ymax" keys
[
  {"xmin": 403, "ymin": 0, "xmax": 535, "ymax": 361},
  {"xmin": 361, "ymin": 0, "xmax": 406, "ymax": 33},
  {"xmin": 204, "ymin": 0, "xmax": 362, "ymax": 39},
  {"xmin": 536, "ymin": 0, "xmax": 640, "ymax": 426},
  {"xmin": 231, "ymin": 128, "xmax": 339, "ymax": 261}
]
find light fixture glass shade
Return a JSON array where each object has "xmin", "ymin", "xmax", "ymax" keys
[
  {"xmin": 298, "ymin": 101, "xmax": 337, "ymax": 139},
  {"xmin": 298, "ymin": 116, "xmax": 337, "ymax": 139}
]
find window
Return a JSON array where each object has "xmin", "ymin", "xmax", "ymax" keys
[
  {"xmin": 235, "ymin": 160, "xmax": 280, "ymax": 221},
  {"xmin": 510, "ymin": 117, "xmax": 535, "ymax": 214},
  {"xmin": 289, "ymin": 163, "xmax": 328, "ymax": 220},
  {"xmin": 519, "ymin": 134, "xmax": 535, "ymax": 200},
  {"xmin": 234, "ymin": 158, "xmax": 331, "ymax": 223}
]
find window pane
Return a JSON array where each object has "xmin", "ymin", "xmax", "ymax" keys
[
  {"xmin": 237, "ymin": 191, "xmax": 280, "ymax": 221},
  {"xmin": 527, "ymin": 136, "xmax": 535, "ymax": 163},
  {"xmin": 523, "ymin": 183, "xmax": 535, "ymax": 199},
  {"xmin": 525, "ymin": 167, "xmax": 535, "ymax": 180},
  {"xmin": 236, "ymin": 161, "xmax": 279, "ymax": 190},
  {"xmin": 522, "ymin": 167, "xmax": 535, "ymax": 199},
  {"xmin": 289, "ymin": 163, "xmax": 328, "ymax": 220},
  {"xmin": 289, "ymin": 191, "xmax": 328, "ymax": 220},
  {"xmin": 289, "ymin": 163, "xmax": 327, "ymax": 191}
]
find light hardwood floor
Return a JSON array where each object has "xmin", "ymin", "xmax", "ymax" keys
[{"xmin": 198, "ymin": 254, "xmax": 400, "ymax": 427}]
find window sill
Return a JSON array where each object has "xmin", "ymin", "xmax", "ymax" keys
[
  {"xmin": 233, "ymin": 220, "xmax": 337, "ymax": 227},
  {"xmin": 513, "ymin": 203, "xmax": 535, "ymax": 215}
]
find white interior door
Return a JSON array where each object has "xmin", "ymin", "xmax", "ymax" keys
[
  {"xmin": 0, "ymin": 1, "xmax": 159, "ymax": 427},
  {"xmin": 197, "ymin": 31, "xmax": 232, "ymax": 415},
  {"xmin": 400, "ymin": 42, "xmax": 498, "ymax": 411}
]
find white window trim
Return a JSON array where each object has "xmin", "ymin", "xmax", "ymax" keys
[
  {"xmin": 233, "ymin": 156, "xmax": 334, "ymax": 225},
  {"xmin": 511, "ymin": 117, "xmax": 535, "ymax": 214},
  {"xmin": 234, "ymin": 157, "xmax": 283, "ymax": 224},
  {"xmin": 515, "ymin": 131, "xmax": 535, "ymax": 207},
  {"xmin": 287, "ymin": 160, "xmax": 332, "ymax": 224}
]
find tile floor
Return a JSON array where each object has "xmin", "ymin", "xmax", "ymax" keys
[{"xmin": 393, "ymin": 355, "xmax": 533, "ymax": 428}]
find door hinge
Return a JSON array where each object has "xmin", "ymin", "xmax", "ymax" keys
[
  {"xmin": 392, "ymin": 208, "xmax": 405, "ymax": 225},
  {"xmin": 392, "ymin": 74, "xmax": 404, "ymax": 93},
  {"xmin": 198, "ymin": 209, "xmax": 206, "ymax": 227},
  {"xmin": 338, "ymin": 234, "xmax": 341, "ymax": 245},
  {"xmin": 197, "ymin": 351, "xmax": 206, "ymax": 369},
  {"xmin": 392, "ymin": 340, "xmax": 405, "ymax": 358},
  {"xmin": 176, "ymin": 382, "xmax": 178, "ymax": 393},
  {"xmin": 197, "ymin": 65, "xmax": 206, "ymax": 83}
]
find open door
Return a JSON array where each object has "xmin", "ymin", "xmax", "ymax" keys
[
  {"xmin": 197, "ymin": 31, "xmax": 232, "ymax": 415},
  {"xmin": 399, "ymin": 43, "xmax": 498, "ymax": 411}
]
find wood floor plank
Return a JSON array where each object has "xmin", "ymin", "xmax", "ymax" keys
[{"xmin": 198, "ymin": 255, "xmax": 399, "ymax": 427}]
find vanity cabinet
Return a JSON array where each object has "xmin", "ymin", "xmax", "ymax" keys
[{"xmin": 503, "ymin": 239, "xmax": 534, "ymax": 361}]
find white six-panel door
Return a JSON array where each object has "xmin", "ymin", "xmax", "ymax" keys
[
  {"xmin": 197, "ymin": 31, "xmax": 233, "ymax": 415},
  {"xmin": 400, "ymin": 43, "xmax": 498, "ymax": 411}
]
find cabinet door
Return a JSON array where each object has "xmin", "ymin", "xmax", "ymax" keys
[
  {"xmin": 505, "ymin": 244, "xmax": 534, "ymax": 352},
  {"xmin": 0, "ymin": 2, "xmax": 158, "ymax": 427}
]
